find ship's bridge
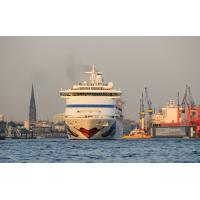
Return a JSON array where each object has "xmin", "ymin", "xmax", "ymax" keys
[
  {"xmin": 72, "ymin": 82, "xmax": 114, "ymax": 90},
  {"xmin": 60, "ymin": 65, "xmax": 122, "ymax": 98}
]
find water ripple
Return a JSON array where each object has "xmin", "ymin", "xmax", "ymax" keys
[{"xmin": 1, "ymin": 138, "xmax": 200, "ymax": 163}]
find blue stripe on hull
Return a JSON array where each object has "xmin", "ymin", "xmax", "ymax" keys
[{"xmin": 66, "ymin": 104, "xmax": 115, "ymax": 108}]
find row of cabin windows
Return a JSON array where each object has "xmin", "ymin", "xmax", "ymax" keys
[
  {"xmin": 60, "ymin": 92, "xmax": 121, "ymax": 96},
  {"xmin": 73, "ymin": 87, "xmax": 108, "ymax": 90}
]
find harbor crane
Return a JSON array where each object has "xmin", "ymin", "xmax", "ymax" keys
[
  {"xmin": 181, "ymin": 86, "xmax": 189, "ymax": 114},
  {"xmin": 187, "ymin": 86, "xmax": 196, "ymax": 114},
  {"xmin": 138, "ymin": 88, "xmax": 153, "ymax": 131},
  {"xmin": 139, "ymin": 93, "xmax": 145, "ymax": 131},
  {"xmin": 145, "ymin": 87, "xmax": 153, "ymax": 115},
  {"xmin": 144, "ymin": 87, "xmax": 153, "ymax": 129},
  {"xmin": 181, "ymin": 85, "xmax": 196, "ymax": 123}
]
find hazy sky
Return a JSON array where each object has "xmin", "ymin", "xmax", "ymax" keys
[{"xmin": 0, "ymin": 37, "xmax": 200, "ymax": 121}]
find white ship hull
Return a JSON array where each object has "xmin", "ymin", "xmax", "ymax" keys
[
  {"xmin": 66, "ymin": 118, "xmax": 123, "ymax": 140},
  {"xmin": 60, "ymin": 65, "xmax": 124, "ymax": 140}
]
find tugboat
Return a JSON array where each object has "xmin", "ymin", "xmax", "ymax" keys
[{"xmin": 122, "ymin": 129, "xmax": 152, "ymax": 139}]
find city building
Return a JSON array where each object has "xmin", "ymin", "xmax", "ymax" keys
[
  {"xmin": 35, "ymin": 120, "xmax": 52, "ymax": 133},
  {"xmin": 0, "ymin": 114, "xmax": 5, "ymax": 122},
  {"xmin": 52, "ymin": 113, "xmax": 65, "ymax": 124},
  {"xmin": 53, "ymin": 121, "xmax": 66, "ymax": 132},
  {"xmin": 24, "ymin": 120, "xmax": 30, "ymax": 130}
]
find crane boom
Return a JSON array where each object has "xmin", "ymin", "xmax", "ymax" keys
[
  {"xmin": 181, "ymin": 85, "xmax": 196, "ymax": 108},
  {"xmin": 139, "ymin": 93, "xmax": 145, "ymax": 130},
  {"xmin": 187, "ymin": 86, "xmax": 196, "ymax": 108},
  {"xmin": 144, "ymin": 87, "xmax": 153, "ymax": 115},
  {"xmin": 140, "ymin": 93, "xmax": 145, "ymax": 113},
  {"xmin": 181, "ymin": 85, "xmax": 189, "ymax": 109}
]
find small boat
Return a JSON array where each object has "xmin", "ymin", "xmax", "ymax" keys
[
  {"xmin": 122, "ymin": 129, "xmax": 152, "ymax": 139},
  {"xmin": 183, "ymin": 136, "xmax": 190, "ymax": 139}
]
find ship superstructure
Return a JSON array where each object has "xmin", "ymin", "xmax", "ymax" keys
[
  {"xmin": 152, "ymin": 99, "xmax": 182, "ymax": 125},
  {"xmin": 60, "ymin": 65, "xmax": 124, "ymax": 140}
]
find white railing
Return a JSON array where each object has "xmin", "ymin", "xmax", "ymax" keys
[{"xmin": 64, "ymin": 115, "xmax": 117, "ymax": 119}]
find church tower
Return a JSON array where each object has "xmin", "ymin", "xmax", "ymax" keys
[{"xmin": 29, "ymin": 84, "xmax": 37, "ymax": 123}]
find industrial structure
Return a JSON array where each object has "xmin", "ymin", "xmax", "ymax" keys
[
  {"xmin": 152, "ymin": 85, "xmax": 200, "ymax": 138},
  {"xmin": 122, "ymin": 87, "xmax": 153, "ymax": 139},
  {"xmin": 138, "ymin": 87, "xmax": 153, "ymax": 133},
  {"xmin": 123, "ymin": 85, "xmax": 200, "ymax": 139}
]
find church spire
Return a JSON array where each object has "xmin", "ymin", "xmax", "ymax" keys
[
  {"xmin": 31, "ymin": 84, "xmax": 35, "ymax": 102},
  {"xmin": 29, "ymin": 84, "xmax": 37, "ymax": 123}
]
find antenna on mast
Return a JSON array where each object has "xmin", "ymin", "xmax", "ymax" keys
[
  {"xmin": 177, "ymin": 92, "xmax": 180, "ymax": 106},
  {"xmin": 85, "ymin": 64, "xmax": 103, "ymax": 85}
]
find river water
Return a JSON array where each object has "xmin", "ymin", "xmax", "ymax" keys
[{"xmin": 0, "ymin": 138, "xmax": 200, "ymax": 163}]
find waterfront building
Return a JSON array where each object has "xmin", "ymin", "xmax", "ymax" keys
[
  {"xmin": 53, "ymin": 113, "xmax": 65, "ymax": 124},
  {"xmin": 52, "ymin": 121, "xmax": 66, "ymax": 132},
  {"xmin": 29, "ymin": 84, "xmax": 37, "ymax": 123},
  {"xmin": 35, "ymin": 120, "xmax": 52, "ymax": 133},
  {"xmin": 0, "ymin": 114, "xmax": 5, "ymax": 122},
  {"xmin": 24, "ymin": 120, "xmax": 30, "ymax": 130}
]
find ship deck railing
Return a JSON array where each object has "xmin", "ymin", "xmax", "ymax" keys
[{"xmin": 65, "ymin": 115, "xmax": 117, "ymax": 119}]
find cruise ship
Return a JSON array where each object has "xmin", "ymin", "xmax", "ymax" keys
[{"xmin": 60, "ymin": 65, "xmax": 124, "ymax": 140}]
